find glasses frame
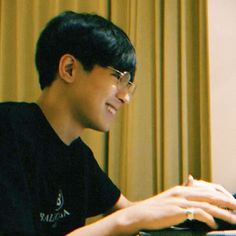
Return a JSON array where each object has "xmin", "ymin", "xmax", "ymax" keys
[{"xmin": 107, "ymin": 66, "xmax": 136, "ymax": 96}]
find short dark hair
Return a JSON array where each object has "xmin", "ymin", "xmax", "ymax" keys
[{"xmin": 35, "ymin": 11, "xmax": 136, "ymax": 89}]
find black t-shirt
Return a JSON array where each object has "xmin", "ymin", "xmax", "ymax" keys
[{"xmin": 0, "ymin": 102, "xmax": 121, "ymax": 235}]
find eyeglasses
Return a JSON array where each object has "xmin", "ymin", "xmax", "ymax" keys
[{"xmin": 107, "ymin": 66, "xmax": 136, "ymax": 97}]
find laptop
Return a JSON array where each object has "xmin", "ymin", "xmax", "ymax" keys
[{"xmin": 139, "ymin": 218, "xmax": 236, "ymax": 236}]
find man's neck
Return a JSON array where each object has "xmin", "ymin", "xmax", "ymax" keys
[{"xmin": 36, "ymin": 88, "xmax": 84, "ymax": 146}]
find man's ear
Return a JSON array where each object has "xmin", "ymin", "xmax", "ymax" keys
[{"xmin": 58, "ymin": 54, "xmax": 76, "ymax": 83}]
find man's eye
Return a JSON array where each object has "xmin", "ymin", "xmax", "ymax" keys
[{"xmin": 111, "ymin": 73, "xmax": 121, "ymax": 80}]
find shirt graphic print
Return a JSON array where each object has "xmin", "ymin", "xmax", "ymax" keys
[{"xmin": 40, "ymin": 189, "xmax": 71, "ymax": 228}]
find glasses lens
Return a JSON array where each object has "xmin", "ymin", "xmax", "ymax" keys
[
  {"xmin": 108, "ymin": 66, "xmax": 136, "ymax": 96},
  {"xmin": 119, "ymin": 72, "xmax": 136, "ymax": 96},
  {"xmin": 127, "ymin": 82, "xmax": 136, "ymax": 96}
]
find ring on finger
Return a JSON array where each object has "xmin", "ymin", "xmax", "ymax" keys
[{"xmin": 186, "ymin": 208, "xmax": 194, "ymax": 221}]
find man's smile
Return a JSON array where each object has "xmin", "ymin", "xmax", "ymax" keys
[{"xmin": 106, "ymin": 103, "xmax": 117, "ymax": 115}]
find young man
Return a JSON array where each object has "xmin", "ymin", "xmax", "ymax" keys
[{"xmin": 0, "ymin": 11, "xmax": 236, "ymax": 236}]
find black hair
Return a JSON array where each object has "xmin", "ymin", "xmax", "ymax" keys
[{"xmin": 35, "ymin": 11, "xmax": 136, "ymax": 89}]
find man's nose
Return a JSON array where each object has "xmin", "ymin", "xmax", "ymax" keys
[{"xmin": 116, "ymin": 89, "xmax": 131, "ymax": 104}]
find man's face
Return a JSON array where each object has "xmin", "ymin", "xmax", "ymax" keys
[{"xmin": 67, "ymin": 62, "xmax": 131, "ymax": 132}]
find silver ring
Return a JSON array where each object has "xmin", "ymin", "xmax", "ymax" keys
[{"xmin": 186, "ymin": 209, "xmax": 194, "ymax": 221}]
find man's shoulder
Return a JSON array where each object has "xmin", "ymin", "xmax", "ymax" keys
[
  {"xmin": 0, "ymin": 101, "xmax": 33, "ymax": 115},
  {"xmin": 0, "ymin": 101, "xmax": 27, "ymax": 111},
  {"xmin": 0, "ymin": 101, "xmax": 17, "ymax": 110},
  {"xmin": 0, "ymin": 102, "xmax": 35, "ymax": 127}
]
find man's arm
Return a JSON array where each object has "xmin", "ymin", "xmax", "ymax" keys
[{"xmin": 108, "ymin": 194, "xmax": 134, "ymax": 212}]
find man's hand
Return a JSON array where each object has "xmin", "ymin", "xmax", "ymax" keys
[
  {"xmin": 124, "ymin": 182, "xmax": 236, "ymax": 232},
  {"xmin": 67, "ymin": 179, "xmax": 236, "ymax": 235}
]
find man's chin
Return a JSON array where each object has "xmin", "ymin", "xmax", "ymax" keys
[
  {"xmin": 89, "ymin": 124, "xmax": 111, "ymax": 133},
  {"xmin": 99, "ymin": 126, "xmax": 110, "ymax": 133}
]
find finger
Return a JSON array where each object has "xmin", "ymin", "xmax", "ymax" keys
[
  {"xmin": 183, "ymin": 175, "xmax": 194, "ymax": 186},
  {"xmin": 181, "ymin": 186, "xmax": 236, "ymax": 210},
  {"xmin": 190, "ymin": 180, "xmax": 234, "ymax": 200},
  {"xmin": 194, "ymin": 193, "xmax": 236, "ymax": 211},
  {"xmin": 159, "ymin": 197, "xmax": 236, "ymax": 226},
  {"xmin": 213, "ymin": 184, "xmax": 235, "ymax": 200},
  {"xmin": 171, "ymin": 197, "xmax": 236, "ymax": 227},
  {"xmin": 209, "ymin": 207, "xmax": 236, "ymax": 225},
  {"xmin": 184, "ymin": 201, "xmax": 236, "ymax": 225},
  {"xmin": 182, "ymin": 208, "xmax": 218, "ymax": 229}
]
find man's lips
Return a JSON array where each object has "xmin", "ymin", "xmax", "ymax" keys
[{"xmin": 106, "ymin": 103, "xmax": 118, "ymax": 115}]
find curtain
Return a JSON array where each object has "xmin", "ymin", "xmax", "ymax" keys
[
  {"xmin": 109, "ymin": 0, "xmax": 211, "ymax": 200},
  {"xmin": 0, "ymin": 0, "xmax": 211, "ymax": 202}
]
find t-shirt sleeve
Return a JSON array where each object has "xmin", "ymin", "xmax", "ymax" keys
[{"xmin": 82, "ymin": 144, "xmax": 121, "ymax": 217}]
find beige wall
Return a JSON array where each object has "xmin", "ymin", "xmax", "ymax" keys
[{"xmin": 209, "ymin": 0, "xmax": 236, "ymax": 193}]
